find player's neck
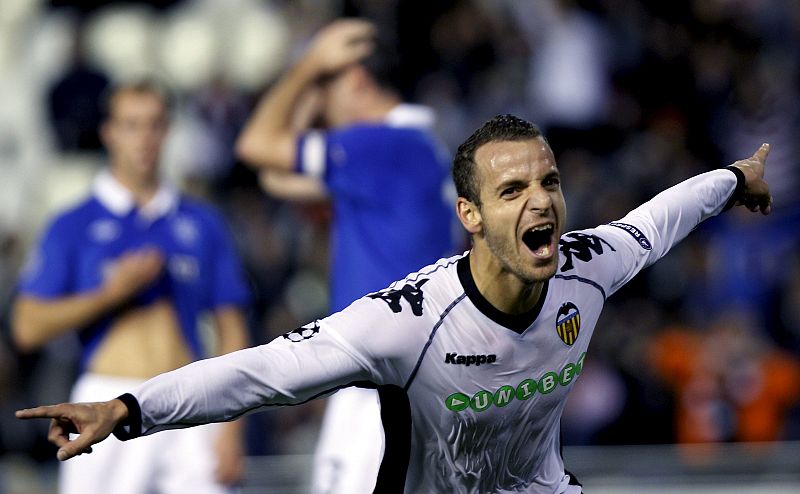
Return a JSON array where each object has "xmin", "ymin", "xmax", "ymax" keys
[
  {"xmin": 359, "ymin": 92, "xmax": 401, "ymax": 122},
  {"xmin": 109, "ymin": 167, "xmax": 160, "ymax": 207},
  {"xmin": 468, "ymin": 248, "xmax": 545, "ymax": 315}
]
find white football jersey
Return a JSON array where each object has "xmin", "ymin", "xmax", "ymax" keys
[{"xmin": 117, "ymin": 169, "xmax": 741, "ymax": 493}]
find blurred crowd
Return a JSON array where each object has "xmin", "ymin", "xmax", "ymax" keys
[{"xmin": 1, "ymin": 0, "xmax": 800, "ymax": 476}]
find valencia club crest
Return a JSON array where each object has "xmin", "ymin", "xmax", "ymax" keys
[{"xmin": 556, "ymin": 302, "xmax": 581, "ymax": 346}]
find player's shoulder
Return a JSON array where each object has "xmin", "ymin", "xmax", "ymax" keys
[
  {"xmin": 386, "ymin": 252, "xmax": 464, "ymax": 292},
  {"xmin": 338, "ymin": 122, "xmax": 433, "ymax": 149},
  {"xmin": 355, "ymin": 253, "xmax": 465, "ymax": 320},
  {"xmin": 556, "ymin": 227, "xmax": 622, "ymax": 277},
  {"xmin": 557, "ymin": 222, "xmax": 653, "ymax": 290},
  {"xmin": 41, "ymin": 195, "xmax": 101, "ymax": 235},
  {"xmin": 175, "ymin": 195, "xmax": 229, "ymax": 230}
]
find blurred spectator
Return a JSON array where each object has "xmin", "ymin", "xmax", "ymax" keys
[
  {"xmin": 46, "ymin": 27, "xmax": 109, "ymax": 152},
  {"xmin": 12, "ymin": 80, "xmax": 252, "ymax": 493},
  {"xmin": 698, "ymin": 206, "xmax": 800, "ymax": 347},
  {"xmin": 711, "ymin": 57, "xmax": 800, "ymax": 210},
  {"xmin": 510, "ymin": 0, "xmax": 614, "ymax": 157},
  {"xmin": 648, "ymin": 313, "xmax": 800, "ymax": 445}
]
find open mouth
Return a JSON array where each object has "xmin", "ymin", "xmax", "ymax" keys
[{"xmin": 522, "ymin": 224, "xmax": 555, "ymax": 258}]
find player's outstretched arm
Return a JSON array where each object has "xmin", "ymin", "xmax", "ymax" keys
[
  {"xmin": 15, "ymin": 399, "xmax": 129, "ymax": 461},
  {"xmin": 728, "ymin": 143, "xmax": 772, "ymax": 214},
  {"xmin": 592, "ymin": 143, "xmax": 773, "ymax": 295}
]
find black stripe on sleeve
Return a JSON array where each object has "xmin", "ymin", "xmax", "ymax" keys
[
  {"xmin": 112, "ymin": 393, "xmax": 142, "ymax": 441},
  {"xmin": 723, "ymin": 166, "xmax": 746, "ymax": 211}
]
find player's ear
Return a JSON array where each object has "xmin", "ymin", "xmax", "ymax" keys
[
  {"xmin": 350, "ymin": 64, "xmax": 371, "ymax": 89},
  {"xmin": 457, "ymin": 197, "xmax": 482, "ymax": 235}
]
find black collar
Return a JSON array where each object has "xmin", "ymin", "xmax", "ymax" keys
[{"xmin": 457, "ymin": 253, "xmax": 549, "ymax": 334}]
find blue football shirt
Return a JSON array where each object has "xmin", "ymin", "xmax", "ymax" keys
[
  {"xmin": 18, "ymin": 171, "xmax": 250, "ymax": 369},
  {"xmin": 295, "ymin": 104, "xmax": 457, "ymax": 311}
]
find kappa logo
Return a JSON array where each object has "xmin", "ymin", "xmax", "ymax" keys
[
  {"xmin": 283, "ymin": 321, "xmax": 320, "ymax": 342},
  {"xmin": 559, "ymin": 233, "xmax": 615, "ymax": 272},
  {"xmin": 445, "ymin": 352, "xmax": 497, "ymax": 366},
  {"xmin": 556, "ymin": 302, "xmax": 581, "ymax": 346},
  {"xmin": 368, "ymin": 279, "xmax": 429, "ymax": 316}
]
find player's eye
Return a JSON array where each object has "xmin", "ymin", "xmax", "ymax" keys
[
  {"xmin": 500, "ymin": 186, "xmax": 520, "ymax": 198},
  {"xmin": 543, "ymin": 177, "xmax": 560, "ymax": 189}
]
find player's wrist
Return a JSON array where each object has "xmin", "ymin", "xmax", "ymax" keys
[
  {"xmin": 294, "ymin": 54, "xmax": 328, "ymax": 84},
  {"xmin": 97, "ymin": 282, "xmax": 134, "ymax": 309},
  {"xmin": 111, "ymin": 393, "xmax": 143, "ymax": 441},
  {"xmin": 722, "ymin": 165, "xmax": 746, "ymax": 211},
  {"xmin": 107, "ymin": 398, "xmax": 129, "ymax": 423}
]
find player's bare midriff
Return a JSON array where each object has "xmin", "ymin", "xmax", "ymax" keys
[{"xmin": 88, "ymin": 299, "xmax": 193, "ymax": 378}]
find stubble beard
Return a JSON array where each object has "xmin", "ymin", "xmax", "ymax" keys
[{"xmin": 482, "ymin": 224, "xmax": 558, "ymax": 285}]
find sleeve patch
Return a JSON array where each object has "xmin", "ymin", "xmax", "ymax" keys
[{"xmin": 608, "ymin": 222, "xmax": 652, "ymax": 250}]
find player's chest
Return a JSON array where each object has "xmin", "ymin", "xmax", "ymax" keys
[
  {"xmin": 410, "ymin": 297, "xmax": 599, "ymax": 416},
  {"xmin": 77, "ymin": 214, "xmax": 206, "ymax": 283}
]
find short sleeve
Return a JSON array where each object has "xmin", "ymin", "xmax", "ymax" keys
[
  {"xmin": 295, "ymin": 126, "xmax": 398, "ymax": 203},
  {"xmin": 17, "ymin": 216, "xmax": 74, "ymax": 298},
  {"xmin": 295, "ymin": 130, "xmax": 328, "ymax": 180}
]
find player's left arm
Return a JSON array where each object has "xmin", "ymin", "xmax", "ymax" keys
[{"xmin": 595, "ymin": 143, "xmax": 772, "ymax": 294}]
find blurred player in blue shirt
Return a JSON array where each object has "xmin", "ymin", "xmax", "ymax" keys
[
  {"xmin": 13, "ymin": 80, "xmax": 251, "ymax": 494},
  {"xmin": 236, "ymin": 19, "xmax": 458, "ymax": 494}
]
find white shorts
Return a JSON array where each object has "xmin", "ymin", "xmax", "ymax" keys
[
  {"xmin": 60, "ymin": 373, "xmax": 230, "ymax": 494},
  {"xmin": 310, "ymin": 387, "xmax": 384, "ymax": 494}
]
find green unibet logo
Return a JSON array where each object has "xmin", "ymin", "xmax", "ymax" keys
[
  {"xmin": 443, "ymin": 352, "xmax": 586, "ymax": 413},
  {"xmin": 445, "ymin": 392, "xmax": 470, "ymax": 412},
  {"xmin": 471, "ymin": 390, "xmax": 493, "ymax": 412},
  {"xmin": 494, "ymin": 385, "xmax": 515, "ymax": 407},
  {"xmin": 516, "ymin": 379, "xmax": 536, "ymax": 400},
  {"xmin": 559, "ymin": 363, "xmax": 576, "ymax": 386}
]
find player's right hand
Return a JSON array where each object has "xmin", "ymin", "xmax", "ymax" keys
[
  {"xmin": 102, "ymin": 247, "xmax": 165, "ymax": 305},
  {"xmin": 15, "ymin": 399, "xmax": 128, "ymax": 461},
  {"xmin": 305, "ymin": 19, "xmax": 376, "ymax": 75}
]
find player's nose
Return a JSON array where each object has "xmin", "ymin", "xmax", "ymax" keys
[{"xmin": 527, "ymin": 187, "xmax": 552, "ymax": 212}]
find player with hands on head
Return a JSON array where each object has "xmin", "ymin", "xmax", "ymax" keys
[
  {"xmin": 19, "ymin": 115, "xmax": 772, "ymax": 493},
  {"xmin": 236, "ymin": 17, "xmax": 457, "ymax": 493}
]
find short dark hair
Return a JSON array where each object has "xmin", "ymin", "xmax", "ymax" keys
[
  {"xmin": 101, "ymin": 78, "xmax": 172, "ymax": 121},
  {"xmin": 359, "ymin": 36, "xmax": 403, "ymax": 95},
  {"xmin": 453, "ymin": 114, "xmax": 544, "ymax": 205}
]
